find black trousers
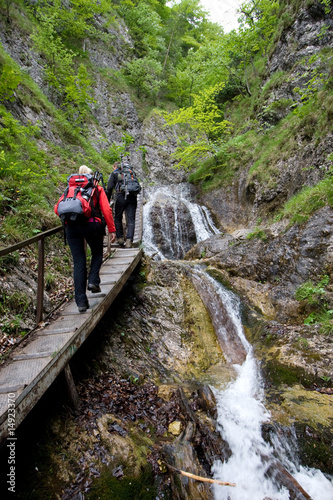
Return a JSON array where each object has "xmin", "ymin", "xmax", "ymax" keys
[
  {"xmin": 114, "ymin": 192, "xmax": 137, "ymax": 241},
  {"xmin": 65, "ymin": 221, "xmax": 104, "ymax": 307}
]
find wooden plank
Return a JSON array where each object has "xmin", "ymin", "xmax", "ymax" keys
[
  {"xmin": 12, "ymin": 353, "xmax": 53, "ymax": 361},
  {"xmin": 0, "ymin": 248, "xmax": 143, "ymax": 446},
  {"xmin": 0, "ymin": 385, "xmax": 25, "ymax": 395}
]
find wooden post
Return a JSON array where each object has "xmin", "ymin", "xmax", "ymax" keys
[
  {"xmin": 36, "ymin": 238, "xmax": 45, "ymax": 324},
  {"xmin": 63, "ymin": 364, "xmax": 80, "ymax": 410}
]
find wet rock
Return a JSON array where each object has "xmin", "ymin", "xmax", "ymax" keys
[
  {"xmin": 186, "ymin": 207, "xmax": 333, "ymax": 324},
  {"xmin": 162, "ymin": 422, "xmax": 214, "ymax": 500},
  {"xmin": 196, "ymin": 386, "xmax": 217, "ymax": 420},
  {"xmin": 148, "ymin": 191, "xmax": 197, "ymax": 259},
  {"xmin": 266, "ymin": 460, "xmax": 313, "ymax": 500},
  {"xmin": 185, "ymin": 233, "xmax": 234, "ymax": 260}
]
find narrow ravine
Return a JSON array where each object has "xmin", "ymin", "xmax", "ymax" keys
[{"xmin": 142, "ymin": 184, "xmax": 333, "ymax": 500}]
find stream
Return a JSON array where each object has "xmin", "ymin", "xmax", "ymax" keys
[{"xmin": 143, "ymin": 184, "xmax": 333, "ymax": 500}]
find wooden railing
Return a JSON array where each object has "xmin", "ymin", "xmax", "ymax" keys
[
  {"xmin": 0, "ymin": 192, "xmax": 143, "ymax": 328},
  {"xmin": 0, "ymin": 226, "xmax": 63, "ymax": 324}
]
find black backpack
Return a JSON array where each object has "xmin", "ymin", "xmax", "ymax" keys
[{"xmin": 116, "ymin": 161, "xmax": 141, "ymax": 198}]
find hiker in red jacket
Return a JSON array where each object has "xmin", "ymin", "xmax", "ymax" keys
[{"xmin": 55, "ymin": 165, "xmax": 116, "ymax": 312}]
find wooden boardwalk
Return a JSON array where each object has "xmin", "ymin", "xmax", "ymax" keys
[{"xmin": 0, "ymin": 193, "xmax": 144, "ymax": 447}]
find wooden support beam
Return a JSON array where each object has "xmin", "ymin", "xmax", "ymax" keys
[{"xmin": 63, "ymin": 364, "xmax": 80, "ymax": 411}]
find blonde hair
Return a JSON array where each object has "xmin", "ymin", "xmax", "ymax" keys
[{"xmin": 79, "ymin": 165, "xmax": 93, "ymax": 175}]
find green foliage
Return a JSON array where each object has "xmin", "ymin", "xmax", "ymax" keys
[
  {"xmin": 295, "ymin": 275, "xmax": 329, "ymax": 303},
  {"xmin": 30, "ymin": 13, "xmax": 95, "ymax": 124},
  {"xmin": 188, "ymin": 133, "xmax": 252, "ymax": 189},
  {"xmin": 172, "ymin": 138, "xmax": 212, "ymax": 170},
  {"xmin": 165, "ymin": 82, "xmax": 233, "ymax": 139},
  {"xmin": 163, "ymin": 82, "xmax": 233, "ymax": 169},
  {"xmin": 293, "ymin": 59, "xmax": 325, "ymax": 106},
  {"xmin": 295, "ymin": 275, "xmax": 333, "ymax": 334},
  {"xmin": 166, "ymin": 67, "xmax": 192, "ymax": 106},
  {"xmin": 122, "ymin": 132, "xmax": 135, "ymax": 149},
  {"xmin": 124, "ymin": 56, "xmax": 163, "ymax": 102},
  {"xmin": 102, "ymin": 143, "xmax": 125, "ymax": 165},
  {"xmin": 31, "ymin": 13, "xmax": 77, "ymax": 87},
  {"xmin": 319, "ymin": 0, "xmax": 331, "ymax": 14},
  {"xmin": 0, "ymin": 63, "xmax": 21, "ymax": 101},
  {"xmin": 101, "ymin": 132, "xmax": 135, "ymax": 165},
  {"xmin": 63, "ymin": 63, "xmax": 96, "ymax": 124},
  {"xmin": 32, "ymin": 0, "xmax": 113, "ymax": 43},
  {"xmin": 0, "ymin": 107, "xmax": 45, "ymax": 180},
  {"xmin": 0, "ymin": 289, "xmax": 32, "ymax": 336},
  {"xmin": 117, "ymin": 0, "xmax": 165, "ymax": 58},
  {"xmin": 246, "ymin": 228, "xmax": 268, "ymax": 241},
  {"xmin": 276, "ymin": 172, "xmax": 333, "ymax": 226}
]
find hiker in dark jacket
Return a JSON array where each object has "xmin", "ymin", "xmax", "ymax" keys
[
  {"xmin": 55, "ymin": 165, "xmax": 116, "ymax": 312},
  {"xmin": 107, "ymin": 161, "xmax": 138, "ymax": 248}
]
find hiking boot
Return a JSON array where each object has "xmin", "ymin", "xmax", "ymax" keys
[
  {"xmin": 88, "ymin": 283, "xmax": 101, "ymax": 293},
  {"xmin": 117, "ymin": 238, "xmax": 125, "ymax": 246},
  {"xmin": 125, "ymin": 239, "xmax": 132, "ymax": 248},
  {"xmin": 78, "ymin": 301, "xmax": 89, "ymax": 313}
]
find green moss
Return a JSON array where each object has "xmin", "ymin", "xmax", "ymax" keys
[
  {"xmin": 295, "ymin": 422, "xmax": 333, "ymax": 473},
  {"xmin": 206, "ymin": 267, "xmax": 232, "ymax": 289},
  {"xmin": 87, "ymin": 465, "xmax": 157, "ymax": 500},
  {"xmin": 264, "ymin": 360, "xmax": 314, "ymax": 388}
]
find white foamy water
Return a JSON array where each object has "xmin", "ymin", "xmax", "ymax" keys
[
  {"xmin": 200, "ymin": 274, "xmax": 333, "ymax": 500},
  {"xmin": 143, "ymin": 187, "xmax": 333, "ymax": 499},
  {"xmin": 142, "ymin": 184, "xmax": 219, "ymax": 259}
]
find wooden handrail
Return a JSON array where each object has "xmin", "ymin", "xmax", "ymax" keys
[
  {"xmin": 0, "ymin": 226, "xmax": 63, "ymax": 258},
  {"xmin": 0, "ymin": 226, "xmax": 63, "ymax": 324},
  {"xmin": 0, "ymin": 190, "xmax": 143, "ymax": 325}
]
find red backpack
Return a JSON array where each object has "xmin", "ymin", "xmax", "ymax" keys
[{"xmin": 54, "ymin": 173, "xmax": 95, "ymax": 222}]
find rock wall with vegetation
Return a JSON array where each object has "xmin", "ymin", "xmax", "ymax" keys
[
  {"xmin": 0, "ymin": 0, "xmax": 333, "ymax": 497},
  {"xmin": 196, "ymin": 0, "xmax": 333, "ymax": 232}
]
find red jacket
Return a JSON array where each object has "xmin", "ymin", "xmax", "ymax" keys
[{"xmin": 94, "ymin": 185, "xmax": 116, "ymax": 234}]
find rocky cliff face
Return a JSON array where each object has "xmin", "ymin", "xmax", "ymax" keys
[
  {"xmin": 0, "ymin": 12, "xmax": 183, "ymax": 187},
  {"xmin": 200, "ymin": 0, "xmax": 333, "ymax": 232},
  {"xmin": 1, "ymin": 2, "xmax": 332, "ymax": 357},
  {"xmin": 1, "ymin": 4, "xmax": 333, "ymax": 497}
]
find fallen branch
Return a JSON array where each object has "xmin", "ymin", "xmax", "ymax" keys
[{"xmin": 164, "ymin": 462, "xmax": 236, "ymax": 487}]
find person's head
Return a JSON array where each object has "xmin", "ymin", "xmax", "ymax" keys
[
  {"xmin": 113, "ymin": 162, "xmax": 119, "ymax": 170},
  {"xmin": 79, "ymin": 165, "xmax": 93, "ymax": 175}
]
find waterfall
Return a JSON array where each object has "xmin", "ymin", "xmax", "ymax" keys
[
  {"xmin": 142, "ymin": 186, "xmax": 333, "ymax": 499},
  {"xmin": 177, "ymin": 184, "xmax": 220, "ymax": 241},
  {"xmin": 196, "ymin": 273, "xmax": 333, "ymax": 500},
  {"xmin": 143, "ymin": 184, "xmax": 220, "ymax": 260}
]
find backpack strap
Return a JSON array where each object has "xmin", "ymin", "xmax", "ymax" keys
[
  {"xmin": 89, "ymin": 172, "xmax": 103, "ymax": 222},
  {"xmin": 62, "ymin": 186, "xmax": 69, "ymax": 201},
  {"xmin": 73, "ymin": 186, "xmax": 81, "ymax": 200}
]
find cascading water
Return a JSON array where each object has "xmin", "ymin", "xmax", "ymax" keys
[
  {"xmin": 189, "ymin": 268, "xmax": 333, "ymax": 500},
  {"xmin": 142, "ymin": 185, "xmax": 333, "ymax": 500},
  {"xmin": 143, "ymin": 184, "xmax": 220, "ymax": 260}
]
